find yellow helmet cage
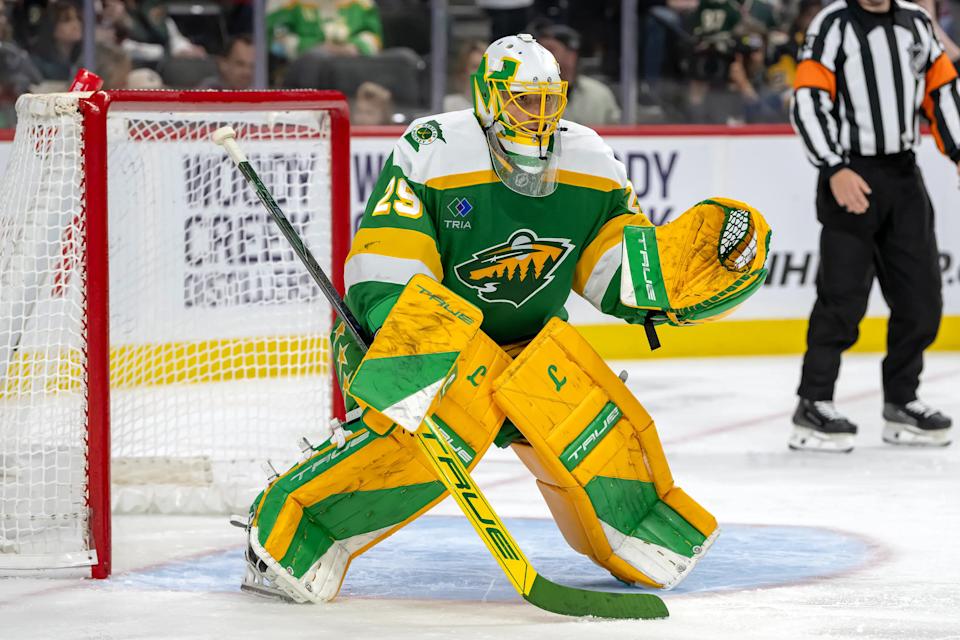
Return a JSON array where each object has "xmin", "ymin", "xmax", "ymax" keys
[
  {"xmin": 492, "ymin": 79, "xmax": 568, "ymax": 138},
  {"xmin": 471, "ymin": 35, "xmax": 568, "ymax": 141}
]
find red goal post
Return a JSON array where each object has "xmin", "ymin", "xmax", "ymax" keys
[{"xmin": 0, "ymin": 90, "xmax": 350, "ymax": 579}]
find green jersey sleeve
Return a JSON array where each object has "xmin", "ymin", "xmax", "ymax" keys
[
  {"xmin": 344, "ymin": 150, "xmax": 442, "ymax": 336},
  {"xmin": 572, "ymin": 180, "xmax": 656, "ymax": 324}
]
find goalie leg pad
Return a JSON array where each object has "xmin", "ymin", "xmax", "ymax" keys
[
  {"xmin": 493, "ymin": 318, "xmax": 718, "ymax": 589},
  {"xmin": 247, "ymin": 327, "xmax": 510, "ymax": 603}
]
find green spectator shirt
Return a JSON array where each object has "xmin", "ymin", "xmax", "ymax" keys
[{"xmin": 266, "ymin": 0, "xmax": 382, "ymax": 55}]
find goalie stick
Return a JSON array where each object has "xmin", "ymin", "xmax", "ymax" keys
[{"xmin": 212, "ymin": 126, "xmax": 669, "ymax": 620}]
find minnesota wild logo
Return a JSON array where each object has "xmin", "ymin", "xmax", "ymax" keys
[{"xmin": 454, "ymin": 229, "xmax": 574, "ymax": 307}]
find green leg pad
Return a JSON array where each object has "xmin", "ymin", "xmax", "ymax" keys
[{"xmin": 585, "ymin": 476, "xmax": 706, "ymax": 558}]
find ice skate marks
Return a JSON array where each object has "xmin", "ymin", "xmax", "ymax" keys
[{"xmin": 112, "ymin": 517, "xmax": 878, "ymax": 599}]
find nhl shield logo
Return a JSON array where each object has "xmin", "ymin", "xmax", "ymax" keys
[{"xmin": 454, "ymin": 229, "xmax": 574, "ymax": 307}]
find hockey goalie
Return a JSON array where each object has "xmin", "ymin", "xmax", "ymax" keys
[{"xmin": 238, "ymin": 33, "xmax": 771, "ymax": 603}]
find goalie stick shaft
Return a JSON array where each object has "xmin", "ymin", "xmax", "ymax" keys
[
  {"xmin": 212, "ymin": 127, "xmax": 370, "ymax": 354},
  {"xmin": 213, "ymin": 127, "xmax": 668, "ymax": 620}
]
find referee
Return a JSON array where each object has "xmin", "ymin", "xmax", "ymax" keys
[{"xmin": 789, "ymin": 0, "xmax": 960, "ymax": 452}]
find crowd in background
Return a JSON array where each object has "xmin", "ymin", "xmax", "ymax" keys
[{"xmin": 1, "ymin": 0, "xmax": 960, "ymax": 128}]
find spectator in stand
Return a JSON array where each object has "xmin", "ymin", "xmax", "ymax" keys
[
  {"xmin": 126, "ymin": 67, "xmax": 165, "ymax": 89},
  {"xmin": 10, "ymin": 0, "xmax": 48, "ymax": 49},
  {"xmin": 693, "ymin": 0, "xmax": 781, "ymax": 38},
  {"xmin": 95, "ymin": 41, "xmax": 131, "ymax": 89},
  {"xmin": 443, "ymin": 39, "xmax": 486, "ymax": 112},
  {"xmin": 197, "ymin": 34, "xmax": 255, "ymax": 90},
  {"xmin": 687, "ymin": 32, "xmax": 787, "ymax": 124},
  {"xmin": 99, "ymin": 0, "xmax": 206, "ymax": 67},
  {"xmin": 266, "ymin": 0, "xmax": 382, "ymax": 61},
  {"xmin": 767, "ymin": 0, "xmax": 823, "ymax": 89},
  {"xmin": 732, "ymin": 32, "xmax": 790, "ymax": 123},
  {"xmin": 534, "ymin": 23, "xmax": 622, "ymax": 125},
  {"xmin": 640, "ymin": 0, "xmax": 698, "ymax": 91},
  {"xmin": 1, "ymin": 3, "xmax": 42, "ymax": 126},
  {"xmin": 352, "ymin": 81, "xmax": 393, "ymax": 125},
  {"xmin": 29, "ymin": 0, "xmax": 82, "ymax": 82}
]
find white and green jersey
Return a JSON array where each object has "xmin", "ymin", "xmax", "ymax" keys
[{"xmin": 345, "ymin": 109, "xmax": 652, "ymax": 345}]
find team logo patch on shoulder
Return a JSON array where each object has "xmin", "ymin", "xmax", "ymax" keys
[
  {"xmin": 454, "ymin": 230, "xmax": 574, "ymax": 307},
  {"xmin": 404, "ymin": 120, "xmax": 446, "ymax": 152}
]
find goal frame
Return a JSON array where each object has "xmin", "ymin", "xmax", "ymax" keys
[{"xmin": 76, "ymin": 89, "xmax": 350, "ymax": 579}]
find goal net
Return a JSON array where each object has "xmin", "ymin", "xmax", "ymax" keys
[{"xmin": 0, "ymin": 90, "xmax": 349, "ymax": 576}]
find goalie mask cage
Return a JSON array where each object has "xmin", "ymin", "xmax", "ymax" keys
[{"xmin": 0, "ymin": 90, "xmax": 350, "ymax": 578}]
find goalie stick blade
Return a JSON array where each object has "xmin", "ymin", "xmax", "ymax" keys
[
  {"xmin": 415, "ymin": 418, "xmax": 669, "ymax": 620},
  {"xmin": 525, "ymin": 575, "xmax": 668, "ymax": 620}
]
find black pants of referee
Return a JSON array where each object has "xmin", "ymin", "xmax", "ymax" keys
[{"xmin": 798, "ymin": 151, "xmax": 943, "ymax": 405}]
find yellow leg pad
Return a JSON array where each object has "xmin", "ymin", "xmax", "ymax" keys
[
  {"xmin": 493, "ymin": 318, "xmax": 718, "ymax": 589},
  {"xmin": 347, "ymin": 274, "xmax": 484, "ymax": 432},
  {"xmin": 251, "ymin": 326, "xmax": 510, "ymax": 601},
  {"xmin": 512, "ymin": 442, "xmax": 663, "ymax": 589}
]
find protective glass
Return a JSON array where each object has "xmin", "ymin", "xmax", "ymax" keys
[{"xmin": 485, "ymin": 126, "xmax": 562, "ymax": 198}]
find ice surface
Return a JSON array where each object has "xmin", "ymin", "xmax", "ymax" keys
[{"xmin": 1, "ymin": 353, "xmax": 958, "ymax": 640}]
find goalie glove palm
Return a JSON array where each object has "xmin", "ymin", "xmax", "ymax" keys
[{"xmin": 620, "ymin": 197, "xmax": 771, "ymax": 326}]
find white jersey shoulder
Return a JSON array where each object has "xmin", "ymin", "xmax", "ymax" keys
[
  {"xmin": 391, "ymin": 110, "xmax": 490, "ymax": 185},
  {"xmin": 556, "ymin": 119, "xmax": 628, "ymax": 190},
  {"xmin": 391, "ymin": 110, "xmax": 627, "ymax": 192}
]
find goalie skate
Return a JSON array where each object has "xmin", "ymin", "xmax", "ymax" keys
[
  {"xmin": 229, "ymin": 515, "xmax": 295, "ymax": 602},
  {"xmin": 241, "ymin": 543, "xmax": 298, "ymax": 603},
  {"xmin": 242, "ymin": 525, "xmax": 351, "ymax": 604},
  {"xmin": 789, "ymin": 399, "xmax": 856, "ymax": 453}
]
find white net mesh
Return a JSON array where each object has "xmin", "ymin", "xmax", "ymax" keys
[
  {"xmin": 0, "ymin": 94, "xmax": 337, "ymax": 569},
  {"xmin": 0, "ymin": 95, "xmax": 91, "ymax": 568}
]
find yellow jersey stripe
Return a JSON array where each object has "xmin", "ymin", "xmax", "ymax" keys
[
  {"xmin": 557, "ymin": 170, "xmax": 622, "ymax": 192},
  {"xmin": 424, "ymin": 169, "xmax": 622, "ymax": 192},
  {"xmin": 425, "ymin": 170, "xmax": 500, "ymax": 190},
  {"xmin": 346, "ymin": 227, "xmax": 443, "ymax": 279}
]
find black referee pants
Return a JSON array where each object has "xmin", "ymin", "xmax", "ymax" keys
[{"xmin": 798, "ymin": 152, "xmax": 943, "ymax": 405}]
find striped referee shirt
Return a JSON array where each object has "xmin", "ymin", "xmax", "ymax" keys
[{"xmin": 791, "ymin": 0, "xmax": 960, "ymax": 173}]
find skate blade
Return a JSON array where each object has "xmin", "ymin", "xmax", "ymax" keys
[
  {"xmin": 882, "ymin": 422, "xmax": 952, "ymax": 447},
  {"xmin": 240, "ymin": 581, "xmax": 300, "ymax": 603},
  {"xmin": 788, "ymin": 426, "xmax": 854, "ymax": 453}
]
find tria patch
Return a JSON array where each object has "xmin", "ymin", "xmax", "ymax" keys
[
  {"xmin": 454, "ymin": 229, "xmax": 574, "ymax": 307},
  {"xmin": 404, "ymin": 120, "xmax": 446, "ymax": 151},
  {"xmin": 447, "ymin": 197, "xmax": 473, "ymax": 218}
]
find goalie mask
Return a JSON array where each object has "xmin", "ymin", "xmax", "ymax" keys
[{"xmin": 471, "ymin": 34, "xmax": 568, "ymax": 197}]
